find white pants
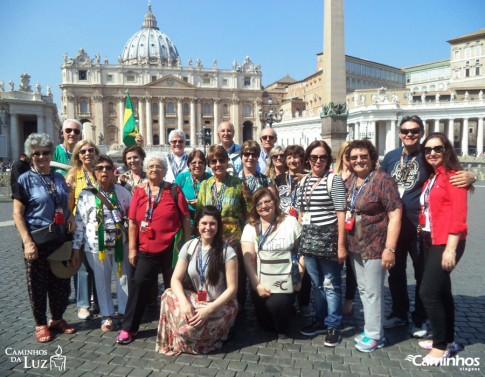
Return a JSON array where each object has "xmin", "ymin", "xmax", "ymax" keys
[
  {"xmin": 349, "ymin": 253, "xmax": 385, "ymax": 340},
  {"xmin": 85, "ymin": 250, "xmax": 132, "ymax": 317}
]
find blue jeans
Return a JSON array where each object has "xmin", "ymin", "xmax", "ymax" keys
[{"xmin": 304, "ymin": 256, "xmax": 343, "ymax": 329}]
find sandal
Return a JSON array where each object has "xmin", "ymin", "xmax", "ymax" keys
[
  {"xmin": 418, "ymin": 339, "xmax": 433, "ymax": 350},
  {"xmin": 48, "ymin": 319, "xmax": 76, "ymax": 334},
  {"xmin": 101, "ymin": 317, "xmax": 116, "ymax": 332},
  {"xmin": 35, "ymin": 325, "xmax": 52, "ymax": 343}
]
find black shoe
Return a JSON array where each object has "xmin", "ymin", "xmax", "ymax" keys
[
  {"xmin": 324, "ymin": 328, "xmax": 341, "ymax": 347},
  {"xmin": 300, "ymin": 322, "xmax": 327, "ymax": 336}
]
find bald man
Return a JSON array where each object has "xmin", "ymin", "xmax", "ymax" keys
[{"xmin": 218, "ymin": 121, "xmax": 242, "ymax": 175}]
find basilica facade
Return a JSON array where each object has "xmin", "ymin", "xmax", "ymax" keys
[{"xmin": 60, "ymin": 6, "xmax": 263, "ymax": 148}]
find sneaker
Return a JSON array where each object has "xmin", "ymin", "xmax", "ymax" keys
[
  {"xmin": 324, "ymin": 328, "xmax": 341, "ymax": 347},
  {"xmin": 78, "ymin": 308, "xmax": 92, "ymax": 320},
  {"xmin": 411, "ymin": 323, "xmax": 430, "ymax": 338},
  {"xmin": 116, "ymin": 330, "xmax": 134, "ymax": 345},
  {"xmin": 383, "ymin": 315, "xmax": 408, "ymax": 328},
  {"xmin": 300, "ymin": 322, "xmax": 327, "ymax": 336},
  {"xmin": 355, "ymin": 336, "xmax": 386, "ymax": 353},
  {"xmin": 354, "ymin": 331, "xmax": 366, "ymax": 344},
  {"xmin": 298, "ymin": 306, "xmax": 315, "ymax": 318}
]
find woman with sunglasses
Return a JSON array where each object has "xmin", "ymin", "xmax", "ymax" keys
[
  {"xmin": 119, "ymin": 145, "xmax": 147, "ymax": 193},
  {"xmin": 196, "ymin": 145, "xmax": 251, "ymax": 307},
  {"xmin": 66, "ymin": 140, "xmax": 100, "ymax": 320},
  {"xmin": 12, "ymin": 133, "xmax": 76, "ymax": 342},
  {"xmin": 417, "ymin": 133, "xmax": 469, "ymax": 365},
  {"xmin": 297, "ymin": 140, "xmax": 347, "ymax": 348},
  {"xmin": 345, "ymin": 139, "xmax": 402, "ymax": 352},
  {"xmin": 265, "ymin": 146, "xmax": 287, "ymax": 180},
  {"xmin": 242, "ymin": 188, "xmax": 302, "ymax": 339},
  {"xmin": 165, "ymin": 130, "xmax": 189, "ymax": 183},
  {"xmin": 238, "ymin": 140, "xmax": 277, "ymax": 200}
]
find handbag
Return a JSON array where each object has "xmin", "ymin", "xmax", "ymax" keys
[
  {"xmin": 30, "ymin": 223, "xmax": 67, "ymax": 251},
  {"xmin": 298, "ymin": 223, "xmax": 338, "ymax": 261},
  {"xmin": 257, "ymin": 248, "xmax": 294, "ymax": 294}
]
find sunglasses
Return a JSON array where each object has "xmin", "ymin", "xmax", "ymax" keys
[
  {"xmin": 261, "ymin": 135, "xmax": 275, "ymax": 141},
  {"xmin": 271, "ymin": 154, "xmax": 285, "ymax": 160},
  {"xmin": 32, "ymin": 151, "xmax": 52, "ymax": 157},
  {"xmin": 190, "ymin": 161, "xmax": 205, "ymax": 166},
  {"xmin": 170, "ymin": 140, "xmax": 185, "ymax": 145},
  {"xmin": 64, "ymin": 128, "xmax": 81, "ymax": 135},
  {"xmin": 349, "ymin": 154, "xmax": 369, "ymax": 161},
  {"xmin": 424, "ymin": 145, "xmax": 445, "ymax": 155},
  {"xmin": 309, "ymin": 155, "xmax": 328, "ymax": 163},
  {"xmin": 400, "ymin": 128, "xmax": 421, "ymax": 135},
  {"xmin": 79, "ymin": 147, "xmax": 95, "ymax": 155},
  {"xmin": 209, "ymin": 158, "xmax": 227, "ymax": 165},
  {"xmin": 242, "ymin": 152, "xmax": 259, "ymax": 158},
  {"xmin": 94, "ymin": 165, "xmax": 114, "ymax": 172}
]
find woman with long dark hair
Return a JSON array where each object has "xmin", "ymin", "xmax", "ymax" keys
[{"xmin": 156, "ymin": 205, "xmax": 238, "ymax": 355}]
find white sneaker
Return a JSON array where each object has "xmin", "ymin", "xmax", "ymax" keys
[{"xmin": 411, "ymin": 323, "xmax": 430, "ymax": 338}]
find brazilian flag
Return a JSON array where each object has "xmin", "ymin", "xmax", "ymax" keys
[{"xmin": 122, "ymin": 91, "xmax": 138, "ymax": 146}]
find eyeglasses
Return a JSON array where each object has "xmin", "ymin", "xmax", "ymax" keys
[
  {"xmin": 94, "ymin": 165, "xmax": 114, "ymax": 172},
  {"xmin": 256, "ymin": 199, "xmax": 273, "ymax": 209},
  {"xmin": 64, "ymin": 128, "xmax": 81, "ymax": 135},
  {"xmin": 424, "ymin": 145, "xmax": 445, "ymax": 155},
  {"xmin": 309, "ymin": 155, "xmax": 328, "ymax": 163},
  {"xmin": 271, "ymin": 154, "xmax": 285, "ymax": 160},
  {"xmin": 170, "ymin": 140, "xmax": 185, "ymax": 145},
  {"xmin": 147, "ymin": 165, "xmax": 164, "ymax": 170},
  {"xmin": 349, "ymin": 154, "xmax": 369, "ymax": 161},
  {"xmin": 190, "ymin": 161, "xmax": 205, "ymax": 166},
  {"xmin": 209, "ymin": 158, "xmax": 227, "ymax": 165},
  {"xmin": 400, "ymin": 128, "xmax": 421, "ymax": 135},
  {"xmin": 79, "ymin": 147, "xmax": 95, "ymax": 155},
  {"xmin": 32, "ymin": 151, "xmax": 52, "ymax": 157},
  {"xmin": 261, "ymin": 135, "xmax": 275, "ymax": 141},
  {"xmin": 242, "ymin": 152, "xmax": 259, "ymax": 159}
]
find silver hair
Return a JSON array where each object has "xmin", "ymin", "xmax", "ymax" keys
[
  {"xmin": 143, "ymin": 152, "xmax": 168, "ymax": 171},
  {"xmin": 261, "ymin": 127, "xmax": 277, "ymax": 138},
  {"xmin": 218, "ymin": 121, "xmax": 235, "ymax": 133},
  {"xmin": 62, "ymin": 118, "xmax": 82, "ymax": 131},
  {"xmin": 24, "ymin": 132, "xmax": 54, "ymax": 156},
  {"xmin": 168, "ymin": 129, "xmax": 186, "ymax": 142}
]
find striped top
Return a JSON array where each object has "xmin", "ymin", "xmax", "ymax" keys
[{"xmin": 297, "ymin": 173, "xmax": 346, "ymax": 226}]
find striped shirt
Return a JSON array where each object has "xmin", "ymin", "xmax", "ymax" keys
[{"xmin": 297, "ymin": 173, "xmax": 346, "ymax": 226}]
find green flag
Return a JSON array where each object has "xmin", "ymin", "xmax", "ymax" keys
[{"xmin": 122, "ymin": 92, "xmax": 138, "ymax": 146}]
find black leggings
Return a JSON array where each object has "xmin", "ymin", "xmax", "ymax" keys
[
  {"xmin": 419, "ymin": 232, "xmax": 465, "ymax": 350},
  {"xmin": 250, "ymin": 290, "xmax": 294, "ymax": 335}
]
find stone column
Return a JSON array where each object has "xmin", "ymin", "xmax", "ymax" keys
[
  {"xmin": 197, "ymin": 99, "xmax": 203, "ymax": 136},
  {"xmin": 10, "ymin": 114, "xmax": 19, "ymax": 160},
  {"xmin": 231, "ymin": 98, "xmax": 240, "ymax": 144},
  {"xmin": 447, "ymin": 119, "xmax": 454, "ymax": 144},
  {"xmin": 177, "ymin": 99, "xmax": 183, "ymax": 131},
  {"xmin": 477, "ymin": 117, "xmax": 484, "ymax": 156},
  {"xmin": 355, "ymin": 122, "xmax": 360, "ymax": 141},
  {"xmin": 190, "ymin": 98, "xmax": 196, "ymax": 146},
  {"xmin": 94, "ymin": 96, "xmax": 104, "ymax": 143},
  {"xmin": 118, "ymin": 98, "xmax": 124, "ymax": 145},
  {"xmin": 146, "ymin": 98, "xmax": 153, "ymax": 145},
  {"xmin": 37, "ymin": 113, "xmax": 45, "ymax": 133},
  {"xmin": 213, "ymin": 99, "xmax": 220, "ymax": 144},
  {"xmin": 461, "ymin": 118, "xmax": 469, "ymax": 156},
  {"xmin": 434, "ymin": 119, "xmax": 440, "ymax": 133},
  {"xmin": 138, "ymin": 98, "xmax": 145, "ymax": 138},
  {"xmin": 390, "ymin": 120, "xmax": 397, "ymax": 150},
  {"xmin": 159, "ymin": 98, "xmax": 166, "ymax": 145},
  {"xmin": 369, "ymin": 121, "xmax": 377, "ymax": 147}
]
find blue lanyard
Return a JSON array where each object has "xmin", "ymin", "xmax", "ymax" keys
[
  {"xmin": 190, "ymin": 174, "xmax": 200, "ymax": 199},
  {"xmin": 257, "ymin": 220, "xmax": 275, "ymax": 250},
  {"xmin": 144, "ymin": 183, "xmax": 163, "ymax": 222},
  {"xmin": 168, "ymin": 153, "xmax": 187, "ymax": 176},
  {"xmin": 211, "ymin": 177, "xmax": 227, "ymax": 211},
  {"xmin": 349, "ymin": 172, "xmax": 372, "ymax": 211},
  {"xmin": 196, "ymin": 239, "xmax": 210, "ymax": 289},
  {"xmin": 33, "ymin": 167, "xmax": 59, "ymax": 209},
  {"xmin": 83, "ymin": 169, "xmax": 94, "ymax": 187}
]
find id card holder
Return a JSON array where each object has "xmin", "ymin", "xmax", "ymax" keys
[
  {"xmin": 288, "ymin": 207, "xmax": 297, "ymax": 218},
  {"xmin": 345, "ymin": 210, "xmax": 352, "ymax": 221},
  {"xmin": 418, "ymin": 212, "xmax": 426, "ymax": 226},
  {"xmin": 345, "ymin": 217, "xmax": 355, "ymax": 231},
  {"xmin": 197, "ymin": 290, "xmax": 207, "ymax": 301},
  {"xmin": 112, "ymin": 210, "xmax": 122, "ymax": 223},
  {"xmin": 302, "ymin": 213, "xmax": 311, "ymax": 225},
  {"xmin": 54, "ymin": 208, "xmax": 65, "ymax": 225},
  {"xmin": 140, "ymin": 220, "xmax": 149, "ymax": 232},
  {"xmin": 398, "ymin": 185, "xmax": 405, "ymax": 198}
]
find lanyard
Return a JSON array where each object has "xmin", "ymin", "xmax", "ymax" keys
[
  {"xmin": 423, "ymin": 175, "xmax": 437, "ymax": 211},
  {"xmin": 168, "ymin": 153, "xmax": 187, "ymax": 177},
  {"xmin": 190, "ymin": 174, "xmax": 200, "ymax": 199},
  {"xmin": 83, "ymin": 169, "xmax": 95, "ymax": 187},
  {"xmin": 286, "ymin": 171, "xmax": 298, "ymax": 207},
  {"xmin": 398, "ymin": 151, "xmax": 417, "ymax": 185},
  {"xmin": 241, "ymin": 171, "xmax": 262, "ymax": 194},
  {"xmin": 33, "ymin": 167, "xmax": 59, "ymax": 208},
  {"xmin": 98, "ymin": 185, "xmax": 124, "ymax": 218},
  {"xmin": 349, "ymin": 172, "xmax": 372, "ymax": 211},
  {"xmin": 211, "ymin": 177, "xmax": 227, "ymax": 211},
  {"xmin": 61, "ymin": 145, "xmax": 72, "ymax": 163},
  {"xmin": 257, "ymin": 219, "xmax": 275, "ymax": 250},
  {"xmin": 144, "ymin": 183, "xmax": 163, "ymax": 222},
  {"xmin": 301, "ymin": 173, "xmax": 324, "ymax": 211},
  {"xmin": 196, "ymin": 239, "xmax": 210, "ymax": 289}
]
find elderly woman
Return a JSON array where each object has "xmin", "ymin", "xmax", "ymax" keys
[
  {"xmin": 157, "ymin": 205, "xmax": 238, "ymax": 355},
  {"xmin": 12, "ymin": 133, "xmax": 76, "ymax": 342},
  {"xmin": 196, "ymin": 145, "xmax": 251, "ymax": 307},
  {"xmin": 417, "ymin": 133, "xmax": 468, "ymax": 365},
  {"xmin": 73, "ymin": 155, "xmax": 132, "ymax": 332},
  {"xmin": 165, "ymin": 130, "xmax": 189, "ymax": 183},
  {"xmin": 265, "ymin": 146, "xmax": 287, "ymax": 180},
  {"xmin": 174, "ymin": 149, "xmax": 212, "ymax": 225},
  {"xmin": 297, "ymin": 140, "xmax": 347, "ymax": 348},
  {"xmin": 117, "ymin": 152, "xmax": 191, "ymax": 344},
  {"xmin": 66, "ymin": 140, "xmax": 100, "ymax": 320},
  {"xmin": 242, "ymin": 188, "xmax": 302, "ymax": 338},
  {"xmin": 118, "ymin": 145, "xmax": 147, "ymax": 192},
  {"xmin": 345, "ymin": 139, "xmax": 402, "ymax": 352},
  {"xmin": 238, "ymin": 140, "xmax": 277, "ymax": 199}
]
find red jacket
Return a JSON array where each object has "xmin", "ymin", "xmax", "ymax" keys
[{"xmin": 424, "ymin": 166, "xmax": 468, "ymax": 245}]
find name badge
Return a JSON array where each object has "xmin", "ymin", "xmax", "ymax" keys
[
  {"xmin": 302, "ymin": 213, "xmax": 311, "ymax": 225},
  {"xmin": 398, "ymin": 185, "xmax": 405, "ymax": 198}
]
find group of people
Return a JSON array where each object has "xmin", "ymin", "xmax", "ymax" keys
[{"xmin": 11, "ymin": 116, "xmax": 474, "ymax": 364}]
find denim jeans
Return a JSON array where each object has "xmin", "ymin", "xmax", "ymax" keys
[{"xmin": 303, "ymin": 256, "xmax": 343, "ymax": 329}]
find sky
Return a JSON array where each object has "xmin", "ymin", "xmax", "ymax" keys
[{"xmin": 1, "ymin": 0, "xmax": 484, "ymax": 106}]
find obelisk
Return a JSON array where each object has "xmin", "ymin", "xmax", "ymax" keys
[{"xmin": 321, "ymin": 0, "xmax": 348, "ymax": 155}]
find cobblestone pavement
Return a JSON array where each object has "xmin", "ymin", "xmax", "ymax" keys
[{"xmin": 0, "ymin": 187, "xmax": 484, "ymax": 377}]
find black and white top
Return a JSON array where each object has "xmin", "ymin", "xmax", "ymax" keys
[{"xmin": 296, "ymin": 173, "xmax": 346, "ymax": 226}]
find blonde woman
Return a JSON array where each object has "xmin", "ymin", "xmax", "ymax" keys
[{"xmin": 265, "ymin": 146, "xmax": 287, "ymax": 180}]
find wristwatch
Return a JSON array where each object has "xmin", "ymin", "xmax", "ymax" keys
[{"xmin": 385, "ymin": 247, "xmax": 396, "ymax": 253}]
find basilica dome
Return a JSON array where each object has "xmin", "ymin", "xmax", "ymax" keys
[{"xmin": 121, "ymin": 5, "xmax": 179, "ymax": 66}]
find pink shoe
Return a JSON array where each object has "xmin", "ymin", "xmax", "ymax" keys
[{"xmin": 116, "ymin": 330, "xmax": 134, "ymax": 345}]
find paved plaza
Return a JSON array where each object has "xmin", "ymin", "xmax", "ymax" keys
[{"xmin": 0, "ymin": 186, "xmax": 484, "ymax": 377}]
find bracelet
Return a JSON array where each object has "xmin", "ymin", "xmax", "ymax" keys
[
  {"xmin": 446, "ymin": 250, "xmax": 456, "ymax": 256},
  {"xmin": 385, "ymin": 247, "xmax": 396, "ymax": 253}
]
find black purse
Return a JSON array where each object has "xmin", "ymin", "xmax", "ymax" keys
[
  {"xmin": 30, "ymin": 223, "xmax": 67, "ymax": 252},
  {"xmin": 298, "ymin": 223, "xmax": 338, "ymax": 261}
]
